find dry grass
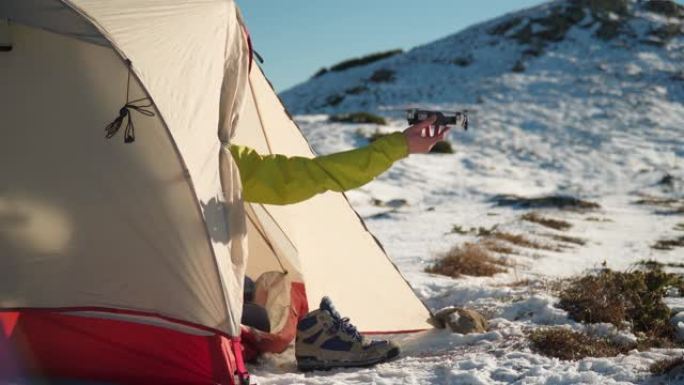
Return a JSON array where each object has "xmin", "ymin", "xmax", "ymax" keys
[
  {"xmin": 493, "ymin": 194, "xmax": 600, "ymax": 211},
  {"xmin": 491, "ymin": 231, "xmax": 555, "ymax": 251},
  {"xmin": 634, "ymin": 196, "xmax": 684, "ymax": 215},
  {"xmin": 650, "ymin": 356, "xmax": 684, "ymax": 375},
  {"xmin": 425, "ymin": 243, "xmax": 509, "ymax": 278},
  {"xmin": 529, "ymin": 328, "xmax": 629, "ymax": 360},
  {"xmin": 636, "ymin": 259, "xmax": 684, "ymax": 270},
  {"xmin": 557, "ymin": 269, "xmax": 683, "ymax": 342},
  {"xmin": 476, "ymin": 225, "xmax": 499, "ymax": 237},
  {"xmin": 494, "ymin": 279, "xmax": 549, "ymax": 289},
  {"xmin": 450, "ymin": 225, "xmax": 470, "ymax": 235},
  {"xmin": 652, "ymin": 236, "xmax": 684, "ymax": 250},
  {"xmin": 449, "ymin": 225, "xmax": 500, "ymax": 237},
  {"xmin": 634, "ymin": 197, "xmax": 681, "ymax": 207},
  {"xmin": 586, "ymin": 216, "xmax": 613, "ymax": 222},
  {"xmin": 480, "ymin": 239, "xmax": 515, "ymax": 255},
  {"xmin": 522, "ymin": 212, "xmax": 572, "ymax": 231},
  {"xmin": 549, "ymin": 234, "xmax": 587, "ymax": 246},
  {"xmin": 507, "ymin": 279, "xmax": 533, "ymax": 287}
]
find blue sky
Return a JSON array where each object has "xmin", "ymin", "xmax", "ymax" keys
[
  {"xmin": 237, "ymin": 1, "xmax": 684, "ymax": 92},
  {"xmin": 237, "ymin": 1, "xmax": 547, "ymax": 91}
]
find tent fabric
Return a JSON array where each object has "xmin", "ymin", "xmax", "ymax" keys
[
  {"xmin": 232, "ymin": 67, "xmax": 433, "ymax": 333},
  {"xmin": 244, "ymin": 203, "xmax": 301, "ymax": 279},
  {"xmin": 1, "ymin": 0, "xmax": 433, "ymax": 382},
  {"xmin": 0, "ymin": 21, "xmax": 235, "ymax": 331},
  {"xmin": 0, "ymin": 0, "xmax": 248, "ymax": 336},
  {"xmin": 0, "ymin": 0, "xmax": 109, "ymax": 46},
  {"xmin": 0, "ymin": 310, "xmax": 238, "ymax": 385},
  {"xmin": 68, "ymin": 0, "xmax": 251, "ymax": 335}
]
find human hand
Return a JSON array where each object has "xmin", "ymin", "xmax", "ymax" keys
[{"xmin": 403, "ymin": 115, "xmax": 451, "ymax": 154}]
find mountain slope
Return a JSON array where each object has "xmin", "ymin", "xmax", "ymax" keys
[
  {"xmin": 281, "ymin": 0, "xmax": 684, "ymax": 115},
  {"xmin": 280, "ymin": 0, "xmax": 684, "ymax": 199}
]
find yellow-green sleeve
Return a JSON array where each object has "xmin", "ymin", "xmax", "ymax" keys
[{"xmin": 230, "ymin": 132, "xmax": 409, "ymax": 205}]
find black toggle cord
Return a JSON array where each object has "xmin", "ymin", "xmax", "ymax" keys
[{"xmin": 104, "ymin": 62, "xmax": 155, "ymax": 143}]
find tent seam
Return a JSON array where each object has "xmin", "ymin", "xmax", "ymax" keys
[
  {"xmin": 56, "ymin": 0, "xmax": 234, "ymax": 334},
  {"xmin": 244, "ymin": 73, "xmax": 303, "ymax": 260}
]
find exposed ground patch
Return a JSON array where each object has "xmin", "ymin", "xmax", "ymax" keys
[
  {"xmin": 330, "ymin": 112, "xmax": 386, "ymax": 125},
  {"xmin": 633, "ymin": 196, "xmax": 684, "ymax": 215},
  {"xmin": 425, "ymin": 243, "xmax": 510, "ymax": 278},
  {"xmin": 369, "ymin": 68, "xmax": 396, "ymax": 83},
  {"xmin": 529, "ymin": 328, "xmax": 629, "ymax": 360},
  {"xmin": 521, "ymin": 212, "xmax": 572, "ymax": 231},
  {"xmin": 556, "ymin": 267, "xmax": 683, "ymax": 345},
  {"xmin": 652, "ymin": 236, "xmax": 684, "ymax": 251},
  {"xmin": 371, "ymin": 198, "xmax": 408, "ymax": 209},
  {"xmin": 313, "ymin": 49, "xmax": 403, "ymax": 77},
  {"xmin": 479, "ymin": 239, "xmax": 515, "ymax": 255},
  {"xmin": 546, "ymin": 233, "xmax": 587, "ymax": 246},
  {"xmin": 586, "ymin": 216, "xmax": 613, "ymax": 222},
  {"xmin": 650, "ymin": 355, "xmax": 684, "ymax": 376},
  {"xmin": 450, "ymin": 224, "xmax": 569, "ymax": 252},
  {"xmin": 635, "ymin": 259, "xmax": 684, "ymax": 270},
  {"xmin": 490, "ymin": 231, "xmax": 556, "ymax": 251},
  {"xmin": 493, "ymin": 194, "xmax": 600, "ymax": 211},
  {"xmin": 528, "ymin": 265, "xmax": 684, "ymax": 361}
]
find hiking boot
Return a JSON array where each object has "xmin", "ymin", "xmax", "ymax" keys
[{"xmin": 295, "ymin": 297, "xmax": 400, "ymax": 371}]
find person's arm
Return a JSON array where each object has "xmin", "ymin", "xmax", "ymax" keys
[
  {"xmin": 231, "ymin": 115, "xmax": 448, "ymax": 205},
  {"xmin": 231, "ymin": 132, "xmax": 408, "ymax": 205}
]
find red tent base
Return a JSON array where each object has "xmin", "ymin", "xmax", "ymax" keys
[{"xmin": 0, "ymin": 310, "xmax": 244, "ymax": 385}]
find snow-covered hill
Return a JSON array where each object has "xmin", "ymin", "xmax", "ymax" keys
[
  {"xmin": 282, "ymin": 0, "xmax": 684, "ymax": 116},
  {"xmin": 251, "ymin": 1, "xmax": 684, "ymax": 384}
]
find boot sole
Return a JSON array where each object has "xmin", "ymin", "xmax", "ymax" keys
[{"xmin": 296, "ymin": 347, "xmax": 400, "ymax": 372}]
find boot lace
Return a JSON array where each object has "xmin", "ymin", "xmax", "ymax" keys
[{"xmin": 332, "ymin": 316, "xmax": 362, "ymax": 342}]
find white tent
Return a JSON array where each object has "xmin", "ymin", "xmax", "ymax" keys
[
  {"xmin": 234, "ymin": 65, "xmax": 433, "ymax": 356},
  {"xmin": 0, "ymin": 1, "xmax": 432, "ymax": 384}
]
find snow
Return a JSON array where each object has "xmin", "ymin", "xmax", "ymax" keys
[
  {"xmin": 5, "ymin": 1, "xmax": 684, "ymax": 384},
  {"xmin": 252, "ymin": 1, "xmax": 684, "ymax": 383}
]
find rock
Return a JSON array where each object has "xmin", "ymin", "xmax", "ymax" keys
[{"xmin": 433, "ymin": 307, "xmax": 488, "ymax": 334}]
